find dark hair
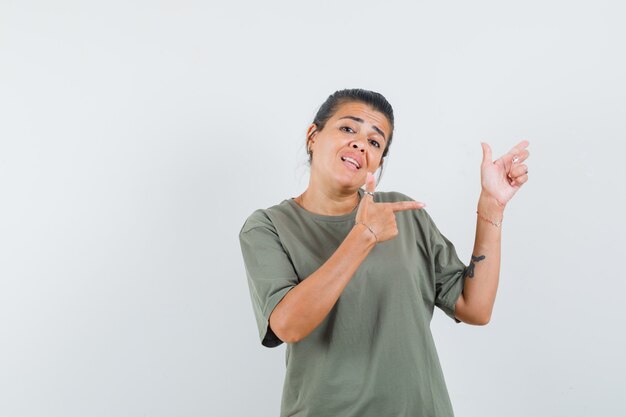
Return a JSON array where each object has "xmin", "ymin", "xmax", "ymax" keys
[{"xmin": 307, "ymin": 88, "xmax": 395, "ymax": 183}]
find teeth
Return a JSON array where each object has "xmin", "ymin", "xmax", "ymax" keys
[{"xmin": 341, "ymin": 156, "xmax": 360, "ymax": 168}]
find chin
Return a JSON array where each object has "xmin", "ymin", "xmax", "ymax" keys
[{"xmin": 332, "ymin": 172, "xmax": 364, "ymax": 190}]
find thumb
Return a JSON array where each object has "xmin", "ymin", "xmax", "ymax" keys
[
  {"xmin": 365, "ymin": 172, "xmax": 376, "ymax": 194},
  {"xmin": 481, "ymin": 142, "xmax": 492, "ymax": 165}
]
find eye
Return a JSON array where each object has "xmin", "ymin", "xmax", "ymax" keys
[
  {"xmin": 369, "ymin": 139, "xmax": 381, "ymax": 148},
  {"xmin": 340, "ymin": 126, "xmax": 355, "ymax": 133}
]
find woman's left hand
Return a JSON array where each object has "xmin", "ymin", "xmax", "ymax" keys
[{"xmin": 480, "ymin": 140, "xmax": 530, "ymax": 208}]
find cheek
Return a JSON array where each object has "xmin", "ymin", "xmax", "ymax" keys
[{"xmin": 372, "ymin": 155, "xmax": 384, "ymax": 171}]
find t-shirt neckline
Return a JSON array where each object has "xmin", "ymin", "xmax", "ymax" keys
[{"xmin": 286, "ymin": 188, "xmax": 364, "ymax": 222}]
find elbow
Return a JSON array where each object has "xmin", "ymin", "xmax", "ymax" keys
[
  {"xmin": 274, "ymin": 325, "xmax": 302, "ymax": 344},
  {"xmin": 458, "ymin": 307, "xmax": 491, "ymax": 325},
  {"xmin": 274, "ymin": 324, "xmax": 296, "ymax": 344},
  {"xmin": 284, "ymin": 334, "xmax": 301, "ymax": 344},
  {"xmin": 474, "ymin": 309, "xmax": 492, "ymax": 326},
  {"xmin": 269, "ymin": 314, "xmax": 301, "ymax": 344},
  {"xmin": 455, "ymin": 298, "xmax": 492, "ymax": 325},
  {"xmin": 279, "ymin": 321, "xmax": 306, "ymax": 343}
]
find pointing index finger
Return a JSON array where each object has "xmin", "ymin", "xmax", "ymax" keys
[
  {"xmin": 388, "ymin": 201, "xmax": 426, "ymax": 212},
  {"xmin": 497, "ymin": 140, "xmax": 530, "ymax": 167},
  {"xmin": 508, "ymin": 140, "xmax": 530, "ymax": 155}
]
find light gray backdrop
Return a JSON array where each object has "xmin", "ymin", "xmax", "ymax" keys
[{"xmin": 1, "ymin": 1, "xmax": 625, "ymax": 416}]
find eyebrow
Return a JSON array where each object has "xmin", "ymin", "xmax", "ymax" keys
[{"xmin": 338, "ymin": 116, "xmax": 387, "ymax": 142}]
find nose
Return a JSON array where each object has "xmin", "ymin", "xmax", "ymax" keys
[{"xmin": 351, "ymin": 141, "xmax": 366, "ymax": 153}]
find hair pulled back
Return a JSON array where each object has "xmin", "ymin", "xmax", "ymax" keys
[{"xmin": 307, "ymin": 88, "xmax": 395, "ymax": 182}]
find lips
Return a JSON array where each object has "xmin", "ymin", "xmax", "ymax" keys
[{"xmin": 340, "ymin": 153, "xmax": 363, "ymax": 169}]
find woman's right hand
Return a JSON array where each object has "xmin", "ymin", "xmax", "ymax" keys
[{"xmin": 354, "ymin": 172, "xmax": 425, "ymax": 243}]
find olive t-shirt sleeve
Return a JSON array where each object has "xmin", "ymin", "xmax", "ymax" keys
[
  {"xmin": 424, "ymin": 211, "xmax": 467, "ymax": 324},
  {"xmin": 239, "ymin": 210, "xmax": 299, "ymax": 348}
]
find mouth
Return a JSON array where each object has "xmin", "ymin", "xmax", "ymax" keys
[{"xmin": 340, "ymin": 156, "xmax": 361, "ymax": 170}]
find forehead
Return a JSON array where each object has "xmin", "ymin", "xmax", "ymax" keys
[{"xmin": 331, "ymin": 101, "xmax": 391, "ymax": 137}]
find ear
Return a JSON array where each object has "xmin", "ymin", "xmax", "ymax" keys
[{"xmin": 306, "ymin": 123, "xmax": 318, "ymax": 149}]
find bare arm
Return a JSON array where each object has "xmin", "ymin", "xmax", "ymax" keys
[
  {"xmin": 271, "ymin": 172, "xmax": 424, "ymax": 344},
  {"xmin": 454, "ymin": 192, "xmax": 503, "ymax": 325},
  {"xmin": 455, "ymin": 141, "xmax": 530, "ymax": 325},
  {"xmin": 270, "ymin": 224, "xmax": 376, "ymax": 343}
]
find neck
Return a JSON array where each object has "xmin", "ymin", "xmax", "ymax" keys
[{"xmin": 297, "ymin": 183, "xmax": 361, "ymax": 216}]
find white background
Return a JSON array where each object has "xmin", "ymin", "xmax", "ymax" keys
[{"xmin": 1, "ymin": 1, "xmax": 625, "ymax": 416}]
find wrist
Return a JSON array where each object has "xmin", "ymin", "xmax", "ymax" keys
[
  {"xmin": 353, "ymin": 222, "xmax": 377, "ymax": 247},
  {"xmin": 478, "ymin": 191, "xmax": 505, "ymax": 219}
]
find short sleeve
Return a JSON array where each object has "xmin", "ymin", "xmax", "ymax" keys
[
  {"xmin": 425, "ymin": 212, "xmax": 467, "ymax": 323},
  {"xmin": 239, "ymin": 210, "xmax": 299, "ymax": 347}
]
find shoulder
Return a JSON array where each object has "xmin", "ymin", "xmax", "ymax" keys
[
  {"xmin": 239, "ymin": 209, "xmax": 271, "ymax": 235},
  {"xmin": 239, "ymin": 199, "xmax": 293, "ymax": 235}
]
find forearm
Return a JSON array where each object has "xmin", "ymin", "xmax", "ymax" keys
[
  {"xmin": 458, "ymin": 191, "xmax": 504, "ymax": 324},
  {"xmin": 270, "ymin": 224, "xmax": 376, "ymax": 343}
]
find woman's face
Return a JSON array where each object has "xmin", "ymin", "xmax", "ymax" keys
[{"xmin": 307, "ymin": 101, "xmax": 391, "ymax": 191}]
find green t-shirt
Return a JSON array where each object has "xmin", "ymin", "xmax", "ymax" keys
[{"xmin": 239, "ymin": 188, "xmax": 467, "ymax": 417}]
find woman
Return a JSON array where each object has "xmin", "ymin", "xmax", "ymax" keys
[{"xmin": 239, "ymin": 89, "xmax": 530, "ymax": 416}]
